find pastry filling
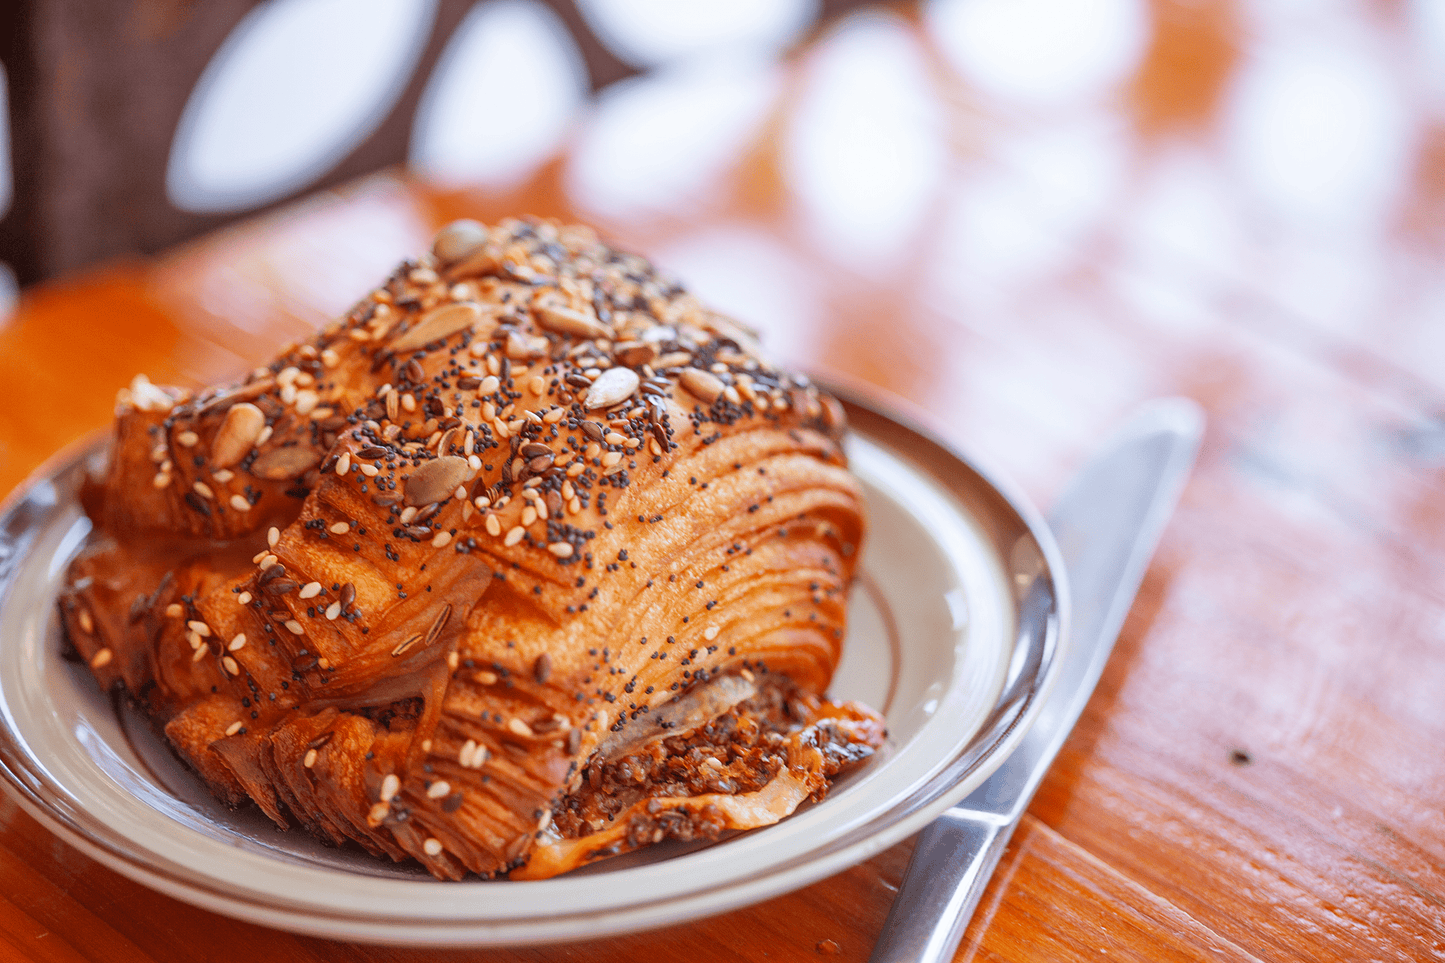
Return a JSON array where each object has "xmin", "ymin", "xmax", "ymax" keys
[{"xmin": 512, "ymin": 672, "xmax": 883, "ymax": 878}]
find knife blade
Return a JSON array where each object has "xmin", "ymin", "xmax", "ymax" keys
[{"xmin": 868, "ymin": 397, "xmax": 1205, "ymax": 963}]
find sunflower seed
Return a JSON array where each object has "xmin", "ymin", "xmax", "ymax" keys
[
  {"xmin": 425, "ymin": 604, "xmax": 452, "ymax": 646},
  {"xmin": 613, "ymin": 341, "xmax": 658, "ymax": 367},
  {"xmin": 391, "ymin": 633, "xmax": 423, "ymax": 658}
]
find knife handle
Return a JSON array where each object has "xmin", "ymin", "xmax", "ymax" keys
[{"xmin": 867, "ymin": 807, "xmax": 1016, "ymax": 963}]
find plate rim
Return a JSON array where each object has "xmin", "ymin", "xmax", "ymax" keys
[{"xmin": 0, "ymin": 385, "xmax": 1068, "ymax": 946}]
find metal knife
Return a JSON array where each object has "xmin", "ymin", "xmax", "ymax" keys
[{"xmin": 868, "ymin": 397, "xmax": 1205, "ymax": 963}]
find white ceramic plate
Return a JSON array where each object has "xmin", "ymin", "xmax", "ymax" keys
[{"xmin": 0, "ymin": 391, "xmax": 1065, "ymax": 946}]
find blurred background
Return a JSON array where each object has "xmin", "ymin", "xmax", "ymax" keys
[{"xmin": 2, "ymin": 0, "xmax": 1444, "ymax": 490}]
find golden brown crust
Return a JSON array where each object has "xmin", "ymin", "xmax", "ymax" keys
[{"xmin": 61, "ymin": 217, "xmax": 882, "ymax": 879}]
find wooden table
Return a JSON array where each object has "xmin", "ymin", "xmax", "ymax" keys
[{"xmin": 3, "ymin": 5, "xmax": 1443, "ymax": 960}]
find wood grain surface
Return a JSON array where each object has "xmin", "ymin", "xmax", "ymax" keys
[{"xmin": 3, "ymin": 3, "xmax": 1444, "ymax": 960}]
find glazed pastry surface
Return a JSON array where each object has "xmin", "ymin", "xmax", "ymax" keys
[{"xmin": 60, "ymin": 218, "xmax": 883, "ymax": 879}]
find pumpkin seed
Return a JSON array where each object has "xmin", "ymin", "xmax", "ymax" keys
[
  {"xmin": 250, "ymin": 445, "xmax": 321, "ymax": 479},
  {"xmin": 389, "ymin": 302, "xmax": 489, "ymax": 353},
  {"xmin": 404, "ymin": 456, "xmax": 469, "ymax": 506},
  {"xmin": 432, "ymin": 219, "xmax": 488, "ymax": 265},
  {"xmin": 212, "ymin": 402, "xmax": 266, "ymax": 468},
  {"xmin": 679, "ymin": 368, "xmax": 725, "ymax": 404},
  {"xmin": 583, "ymin": 367, "xmax": 639, "ymax": 410}
]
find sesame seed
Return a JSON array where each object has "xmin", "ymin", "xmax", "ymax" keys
[
  {"xmin": 325, "ymin": 601, "xmax": 342, "ymax": 620},
  {"xmin": 522, "ymin": 505, "xmax": 537, "ymax": 527},
  {"xmin": 399, "ymin": 506, "xmax": 419, "ymax": 524},
  {"xmin": 229, "ymin": 494, "xmax": 251, "ymax": 512},
  {"xmin": 187, "ymin": 631, "xmax": 202, "ymax": 650},
  {"xmin": 228, "ymin": 633, "xmax": 247, "ymax": 651},
  {"xmin": 284, "ymin": 620, "xmax": 305, "ymax": 635},
  {"xmin": 359, "ymin": 462, "xmax": 379, "ymax": 477},
  {"xmin": 259, "ymin": 553, "xmax": 278, "ymax": 569},
  {"xmin": 89, "ymin": 647, "xmax": 112, "ymax": 668},
  {"xmin": 335, "ymin": 452, "xmax": 351, "ymax": 476},
  {"xmin": 152, "ymin": 473, "xmax": 171, "ymax": 489},
  {"xmin": 268, "ymin": 527, "xmax": 280, "ymax": 548},
  {"xmin": 225, "ymin": 721, "xmax": 243, "ymax": 736},
  {"xmin": 504, "ymin": 525, "xmax": 525, "ymax": 546},
  {"xmin": 330, "ymin": 521, "xmax": 350, "ymax": 535},
  {"xmin": 602, "ymin": 451, "xmax": 622, "ymax": 467},
  {"xmin": 187, "ymin": 620, "xmax": 211, "ymax": 637},
  {"xmin": 223, "ymin": 656, "xmax": 240, "ymax": 675},
  {"xmin": 507, "ymin": 717, "xmax": 534, "ymax": 737},
  {"xmin": 380, "ymin": 773, "xmax": 400, "ymax": 802},
  {"xmin": 485, "ymin": 513, "xmax": 502, "ymax": 537},
  {"xmin": 177, "ymin": 430, "xmax": 199, "ymax": 447},
  {"xmin": 426, "ymin": 780, "xmax": 451, "ymax": 799},
  {"xmin": 423, "ymin": 837, "xmax": 443, "ymax": 857},
  {"xmin": 77, "ymin": 608, "xmax": 95, "ymax": 633},
  {"xmin": 548, "ymin": 542, "xmax": 574, "ymax": 558},
  {"xmin": 704, "ymin": 626, "xmax": 719, "ymax": 640},
  {"xmin": 304, "ymin": 749, "xmax": 318, "ymax": 768},
  {"xmin": 237, "ymin": 591, "xmax": 252, "ymax": 605},
  {"xmin": 165, "ymin": 603, "xmax": 183, "ymax": 617},
  {"xmin": 298, "ymin": 582, "xmax": 322, "ymax": 599},
  {"xmin": 432, "ymin": 531, "xmax": 452, "ymax": 548},
  {"xmin": 212, "ymin": 469, "xmax": 234, "ymax": 483},
  {"xmin": 192, "ymin": 481, "xmax": 214, "ymax": 500}
]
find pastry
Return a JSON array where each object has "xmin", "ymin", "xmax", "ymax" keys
[{"xmin": 59, "ymin": 217, "xmax": 884, "ymax": 879}]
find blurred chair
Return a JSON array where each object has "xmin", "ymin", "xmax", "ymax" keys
[{"xmin": 0, "ymin": 0, "xmax": 875, "ymax": 288}]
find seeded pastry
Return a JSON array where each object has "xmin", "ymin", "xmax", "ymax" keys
[{"xmin": 59, "ymin": 217, "xmax": 883, "ymax": 880}]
